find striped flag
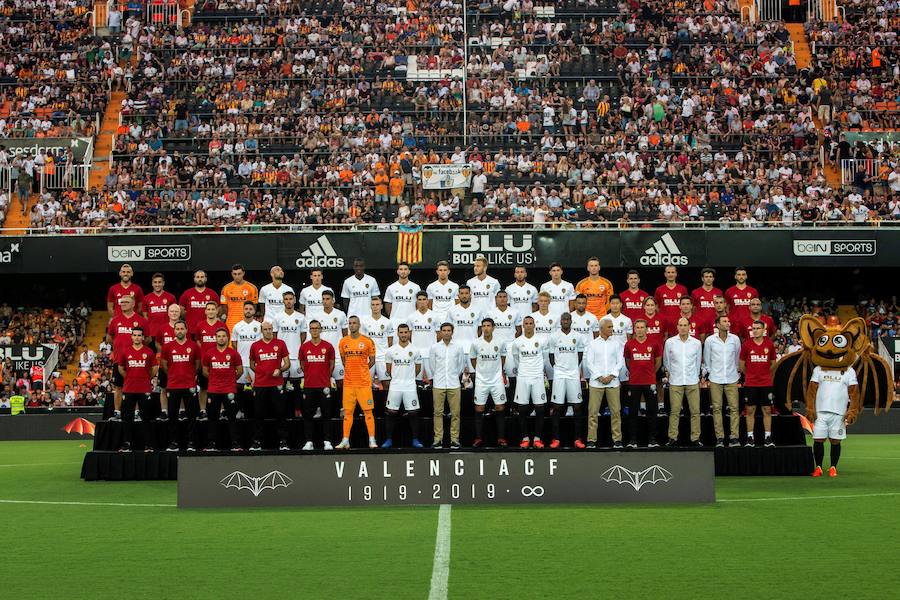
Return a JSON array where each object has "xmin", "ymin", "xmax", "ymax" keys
[{"xmin": 396, "ymin": 224, "xmax": 424, "ymax": 264}]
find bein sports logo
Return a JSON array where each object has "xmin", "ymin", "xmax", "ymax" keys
[
  {"xmin": 640, "ymin": 233, "xmax": 687, "ymax": 266},
  {"xmin": 219, "ymin": 470, "xmax": 294, "ymax": 497},
  {"xmin": 793, "ymin": 240, "xmax": 876, "ymax": 257},
  {"xmin": 296, "ymin": 235, "xmax": 345, "ymax": 268},
  {"xmin": 600, "ymin": 465, "xmax": 673, "ymax": 491}
]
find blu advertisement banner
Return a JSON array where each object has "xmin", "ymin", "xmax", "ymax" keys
[{"xmin": 178, "ymin": 451, "xmax": 715, "ymax": 507}]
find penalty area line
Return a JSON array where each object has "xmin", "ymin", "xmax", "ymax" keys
[
  {"xmin": 719, "ymin": 492, "xmax": 900, "ymax": 503},
  {"xmin": 428, "ymin": 504, "xmax": 452, "ymax": 600},
  {"xmin": 0, "ymin": 499, "xmax": 175, "ymax": 508}
]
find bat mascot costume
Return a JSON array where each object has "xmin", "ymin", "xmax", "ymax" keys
[{"xmin": 773, "ymin": 315, "xmax": 893, "ymax": 474}]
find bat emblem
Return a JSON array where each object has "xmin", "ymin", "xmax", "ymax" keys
[
  {"xmin": 219, "ymin": 470, "xmax": 294, "ymax": 497},
  {"xmin": 600, "ymin": 465, "xmax": 673, "ymax": 491}
]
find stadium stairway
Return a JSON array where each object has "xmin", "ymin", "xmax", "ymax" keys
[
  {"xmin": 2, "ymin": 193, "xmax": 33, "ymax": 234},
  {"xmin": 60, "ymin": 311, "xmax": 111, "ymax": 382},
  {"xmin": 89, "ymin": 90, "xmax": 127, "ymax": 191}
]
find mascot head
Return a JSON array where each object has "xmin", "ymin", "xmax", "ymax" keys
[{"xmin": 799, "ymin": 315, "xmax": 868, "ymax": 369}]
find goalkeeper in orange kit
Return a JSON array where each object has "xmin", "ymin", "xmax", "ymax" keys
[{"xmin": 336, "ymin": 315, "xmax": 377, "ymax": 449}]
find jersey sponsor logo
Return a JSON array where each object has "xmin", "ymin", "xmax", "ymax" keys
[
  {"xmin": 295, "ymin": 235, "xmax": 345, "ymax": 268},
  {"xmin": 640, "ymin": 233, "xmax": 687, "ymax": 266},
  {"xmin": 211, "ymin": 360, "xmax": 233, "ymax": 369},
  {"xmin": 451, "ymin": 233, "xmax": 535, "ymax": 266},
  {"xmin": 630, "ymin": 352, "xmax": 654, "ymax": 361},
  {"xmin": 256, "ymin": 351, "xmax": 282, "ymax": 361}
]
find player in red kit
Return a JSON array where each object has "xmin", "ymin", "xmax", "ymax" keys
[
  {"xmin": 107, "ymin": 263, "xmax": 144, "ymax": 316},
  {"xmin": 624, "ymin": 320, "xmax": 662, "ymax": 448},
  {"xmin": 155, "ymin": 304, "xmax": 183, "ymax": 422},
  {"xmin": 691, "ymin": 268, "xmax": 722, "ymax": 326},
  {"xmin": 732, "ymin": 297, "xmax": 776, "ymax": 340},
  {"xmin": 160, "ymin": 321, "xmax": 201, "ymax": 452},
  {"xmin": 194, "ymin": 301, "xmax": 223, "ymax": 417},
  {"xmin": 299, "ymin": 320, "xmax": 336, "ymax": 450},
  {"xmin": 117, "ymin": 327, "xmax": 158, "ymax": 453},
  {"xmin": 740, "ymin": 321, "xmax": 777, "ymax": 448},
  {"xmin": 179, "ymin": 270, "xmax": 219, "ymax": 335},
  {"xmin": 106, "ymin": 295, "xmax": 148, "ymax": 420},
  {"xmin": 143, "ymin": 273, "xmax": 176, "ymax": 347},
  {"xmin": 202, "ymin": 327, "xmax": 244, "ymax": 451},
  {"xmin": 654, "ymin": 266, "xmax": 688, "ymax": 325},
  {"xmin": 725, "ymin": 267, "xmax": 759, "ymax": 324},
  {"xmin": 620, "ymin": 270, "xmax": 649, "ymax": 323},
  {"xmin": 640, "ymin": 297, "xmax": 667, "ymax": 414},
  {"xmin": 666, "ymin": 297, "xmax": 709, "ymax": 342},
  {"xmin": 248, "ymin": 321, "xmax": 291, "ymax": 451}
]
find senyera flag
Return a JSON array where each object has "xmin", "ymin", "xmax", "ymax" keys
[{"xmin": 396, "ymin": 224, "xmax": 424, "ymax": 264}]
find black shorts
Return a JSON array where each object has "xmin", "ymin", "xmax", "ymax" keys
[
  {"xmin": 744, "ymin": 386, "xmax": 773, "ymax": 406},
  {"xmin": 197, "ymin": 373, "xmax": 208, "ymax": 390},
  {"xmin": 113, "ymin": 369, "xmax": 124, "ymax": 388},
  {"xmin": 158, "ymin": 371, "xmax": 168, "ymax": 389}
]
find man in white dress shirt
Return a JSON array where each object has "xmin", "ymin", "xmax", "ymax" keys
[
  {"xmin": 341, "ymin": 258, "xmax": 381, "ymax": 319},
  {"xmin": 702, "ymin": 314, "xmax": 742, "ymax": 447},
  {"xmin": 584, "ymin": 319, "xmax": 625, "ymax": 448},
  {"xmin": 664, "ymin": 317, "xmax": 704, "ymax": 447},
  {"xmin": 426, "ymin": 323, "xmax": 466, "ymax": 449}
]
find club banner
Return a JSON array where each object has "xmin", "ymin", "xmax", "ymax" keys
[
  {"xmin": 0, "ymin": 229, "xmax": 898, "ymax": 273},
  {"xmin": 178, "ymin": 451, "xmax": 715, "ymax": 507},
  {"xmin": 421, "ymin": 164, "xmax": 473, "ymax": 190},
  {"xmin": 0, "ymin": 344, "xmax": 58, "ymax": 384},
  {"xmin": 2, "ymin": 137, "xmax": 93, "ymax": 162}
]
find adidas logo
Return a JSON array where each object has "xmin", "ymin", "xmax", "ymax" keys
[
  {"xmin": 295, "ymin": 235, "xmax": 345, "ymax": 268},
  {"xmin": 640, "ymin": 233, "xmax": 688, "ymax": 266}
]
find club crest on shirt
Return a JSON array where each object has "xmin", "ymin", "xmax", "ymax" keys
[{"xmin": 494, "ymin": 346, "xmax": 498, "ymax": 351}]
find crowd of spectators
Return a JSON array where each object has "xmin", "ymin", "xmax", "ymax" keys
[{"xmin": 3, "ymin": 0, "xmax": 898, "ymax": 232}]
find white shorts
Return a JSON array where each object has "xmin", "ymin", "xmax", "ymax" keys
[
  {"xmin": 551, "ymin": 377, "xmax": 583, "ymax": 405},
  {"xmin": 514, "ymin": 378, "xmax": 546, "ymax": 405},
  {"xmin": 386, "ymin": 389, "xmax": 420, "ymax": 411},
  {"xmin": 510, "ymin": 359, "xmax": 553, "ymax": 381},
  {"xmin": 474, "ymin": 381, "xmax": 507, "ymax": 406},
  {"xmin": 333, "ymin": 355, "xmax": 345, "ymax": 380},
  {"xmin": 287, "ymin": 358, "xmax": 303, "ymax": 379},
  {"xmin": 813, "ymin": 412, "xmax": 847, "ymax": 440},
  {"xmin": 371, "ymin": 358, "xmax": 390, "ymax": 382}
]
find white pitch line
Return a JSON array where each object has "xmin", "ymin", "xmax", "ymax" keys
[
  {"xmin": 0, "ymin": 462, "xmax": 82, "ymax": 468},
  {"xmin": 0, "ymin": 499, "xmax": 175, "ymax": 508},
  {"xmin": 719, "ymin": 492, "xmax": 900, "ymax": 503},
  {"xmin": 428, "ymin": 504, "xmax": 452, "ymax": 600}
]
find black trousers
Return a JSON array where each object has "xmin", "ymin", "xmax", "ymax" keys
[
  {"xmin": 165, "ymin": 388, "xmax": 199, "ymax": 446},
  {"xmin": 207, "ymin": 392, "xmax": 241, "ymax": 449},
  {"xmin": 253, "ymin": 386, "xmax": 289, "ymax": 446},
  {"xmin": 122, "ymin": 392, "xmax": 158, "ymax": 449},
  {"xmin": 626, "ymin": 384, "xmax": 658, "ymax": 445},
  {"xmin": 301, "ymin": 387, "xmax": 332, "ymax": 445}
]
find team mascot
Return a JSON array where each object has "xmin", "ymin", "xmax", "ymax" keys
[{"xmin": 773, "ymin": 315, "xmax": 893, "ymax": 476}]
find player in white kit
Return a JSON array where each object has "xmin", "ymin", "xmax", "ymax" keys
[
  {"xmin": 231, "ymin": 301, "xmax": 262, "ymax": 388},
  {"xmin": 258, "ymin": 265, "xmax": 294, "ymax": 323},
  {"xmin": 360, "ymin": 297, "xmax": 394, "ymax": 387},
  {"xmin": 317, "ymin": 290, "xmax": 348, "ymax": 382},
  {"xmin": 505, "ymin": 266, "xmax": 538, "ymax": 321},
  {"xmin": 341, "ymin": 258, "xmax": 381, "ymax": 319},
  {"xmin": 548, "ymin": 312, "xmax": 585, "ymax": 448},
  {"xmin": 298, "ymin": 268, "xmax": 333, "ymax": 321},
  {"xmin": 271, "ymin": 291, "xmax": 307, "ymax": 410},
  {"xmin": 511, "ymin": 316, "xmax": 549, "ymax": 448},
  {"xmin": 469, "ymin": 317, "xmax": 509, "ymax": 447},
  {"xmin": 529, "ymin": 291, "xmax": 558, "ymax": 380},
  {"xmin": 484, "ymin": 290, "xmax": 521, "ymax": 381},
  {"xmin": 384, "ymin": 261, "xmax": 421, "ymax": 326},
  {"xmin": 808, "ymin": 365, "xmax": 859, "ymax": 478},
  {"xmin": 448, "ymin": 285, "xmax": 481, "ymax": 382},
  {"xmin": 540, "ymin": 263, "xmax": 575, "ymax": 318},
  {"xmin": 382, "ymin": 323, "xmax": 423, "ymax": 449},
  {"xmin": 426, "ymin": 260, "xmax": 459, "ymax": 325},
  {"xmin": 466, "ymin": 256, "xmax": 501, "ymax": 314},
  {"xmin": 406, "ymin": 291, "xmax": 438, "ymax": 381}
]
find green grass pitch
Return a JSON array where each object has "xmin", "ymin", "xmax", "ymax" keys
[{"xmin": 2, "ymin": 438, "xmax": 899, "ymax": 600}]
